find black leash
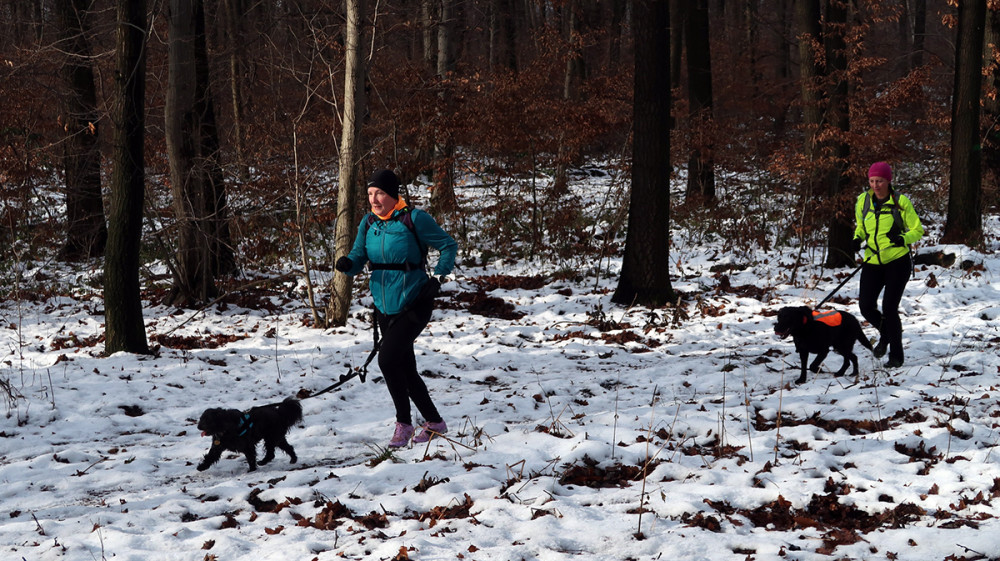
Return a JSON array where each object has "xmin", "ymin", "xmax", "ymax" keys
[
  {"xmin": 304, "ymin": 307, "xmax": 403, "ymax": 399},
  {"xmin": 305, "ymin": 313, "xmax": 381, "ymax": 399},
  {"xmin": 306, "ymin": 366, "xmax": 368, "ymax": 399},
  {"xmin": 305, "ymin": 278, "xmax": 440, "ymax": 400},
  {"xmin": 816, "ymin": 262, "xmax": 863, "ymax": 309}
]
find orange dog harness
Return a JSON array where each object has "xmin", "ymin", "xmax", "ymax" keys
[{"xmin": 810, "ymin": 309, "xmax": 843, "ymax": 327}]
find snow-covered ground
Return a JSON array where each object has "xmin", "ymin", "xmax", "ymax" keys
[{"xmin": 3, "ymin": 174, "xmax": 1000, "ymax": 561}]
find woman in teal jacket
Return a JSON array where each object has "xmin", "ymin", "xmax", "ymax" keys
[
  {"xmin": 335, "ymin": 169, "xmax": 458, "ymax": 447},
  {"xmin": 853, "ymin": 162, "xmax": 924, "ymax": 368}
]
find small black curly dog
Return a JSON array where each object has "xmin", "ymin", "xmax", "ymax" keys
[{"xmin": 196, "ymin": 397, "xmax": 302, "ymax": 472}]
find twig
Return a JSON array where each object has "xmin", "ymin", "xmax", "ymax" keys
[
  {"xmin": 721, "ymin": 362, "xmax": 728, "ymax": 452},
  {"xmin": 273, "ymin": 314, "xmax": 281, "ymax": 383},
  {"xmin": 73, "ymin": 456, "xmax": 109, "ymax": 477},
  {"xmin": 291, "ymin": 127, "xmax": 323, "ymax": 328},
  {"xmin": 420, "ymin": 430, "xmax": 477, "ymax": 453},
  {"xmin": 47, "ymin": 368, "xmax": 56, "ymax": 410},
  {"xmin": 774, "ymin": 368, "xmax": 785, "ymax": 465},
  {"xmin": 636, "ymin": 385, "xmax": 658, "ymax": 537},
  {"xmin": 742, "ymin": 368, "xmax": 754, "ymax": 462},
  {"xmin": 611, "ymin": 369, "xmax": 622, "ymax": 460},
  {"xmin": 31, "ymin": 511, "xmax": 46, "ymax": 535}
]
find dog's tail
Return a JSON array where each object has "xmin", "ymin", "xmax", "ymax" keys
[
  {"xmin": 857, "ymin": 325, "xmax": 875, "ymax": 351},
  {"xmin": 277, "ymin": 397, "xmax": 303, "ymax": 431}
]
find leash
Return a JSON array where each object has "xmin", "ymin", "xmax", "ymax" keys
[
  {"xmin": 306, "ymin": 366, "xmax": 368, "ymax": 399},
  {"xmin": 304, "ymin": 307, "xmax": 402, "ymax": 399},
  {"xmin": 816, "ymin": 262, "xmax": 863, "ymax": 309},
  {"xmin": 306, "ymin": 278, "xmax": 441, "ymax": 400}
]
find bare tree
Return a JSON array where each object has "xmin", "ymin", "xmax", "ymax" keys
[
  {"xmin": 943, "ymin": 0, "xmax": 985, "ymax": 246},
  {"xmin": 822, "ymin": 0, "xmax": 852, "ymax": 268},
  {"xmin": 104, "ymin": 0, "xmax": 149, "ymax": 355},
  {"xmin": 910, "ymin": 0, "xmax": 927, "ymax": 71},
  {"xmin": 327, "ymin": 0, "xmax": 367, "ymax": 327},
  {"xmin": 612, "ymin": 0, "xmax": 674, "ymax": 307},
  {"xmin": 55, "ymin": 0, "xmax": 106, "ymax": 261},
  {"xmin": 222, "ymin": 0, "xmax": 249, "ymax": 181},
  {"xmin": 684, "ymin": 0, "xmax": 715, "ymax": 204},
  {"xmin": 797, "ymin": 0, "xmax": 823, "ymax": 162},
  {"xmin": 431, "ymin": 0, "xmax": 458, "ymax": 214},
  {"xmin": 164, "ymin": 0, "xmax": 234, "ymax": 307},
  {"xmin": 983, "ymin": 3, "xmax": 1000, "ymax": 195}
]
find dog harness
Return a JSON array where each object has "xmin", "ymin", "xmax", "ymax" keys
[
  {"xmin": 811, "ymin": 309, "xmax": 843, "ymax": 327},
  {"xmin": 237, "ymin": 412, "xmax": 253, "ymax": 437}
]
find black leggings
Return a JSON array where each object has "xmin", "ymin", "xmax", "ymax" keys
[
  {"xmin": 858, "ymin": 253, "xmax": 912, "ymax": 361},
  {"xmin": 375, "ymin": 297, "xmax": 442, "ymax": 426}
]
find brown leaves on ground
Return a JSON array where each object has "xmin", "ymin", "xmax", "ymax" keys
[
  {"xmin": 703, "ymin": 493, "xmax": 930, "ymax": 553},
  {"xmin": 558, "ymin": 456, "xmax": 644, "ymax": 488},
  {"xmin": 714, "ymin": 274, "xmax": 772, "ymax": 301},
  {"xmin": 753, "ymin": 411, "xmax": 889, "ymax": 435},
  {"xmin": 468, "ymin": 274, "xmax": 547, "ymax": 291},
  {"xmin": 149, "ymin": 332, "xmax": 249, "ymax": 350},
  {"xmin": 450, "ymin": 289, "xmax": 525, "ymax": 320},
  {"xmin": 307, "ymin": 500, "xmax": 353, "ymax": 531},
  {"xmin": 411, "ymin": 494, "xmax": 476, "ymax": 528}
]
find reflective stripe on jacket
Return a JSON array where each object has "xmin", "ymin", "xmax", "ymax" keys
[{"xmin": 853, "ymin": 190, "xmax": 924, "ymax": 266}]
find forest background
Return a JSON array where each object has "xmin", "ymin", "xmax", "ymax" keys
[{"xmin": 1, "ymin": 0, "xmax": 999, "ymax": 347}]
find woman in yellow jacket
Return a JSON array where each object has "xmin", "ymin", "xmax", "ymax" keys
[{"xmin": 853, "ymin": 162, "xmax": 924, "ymax": 368}]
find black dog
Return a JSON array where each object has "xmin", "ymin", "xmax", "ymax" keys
[
  {"xmin": 774, "ymin": 306, "xmax": 873, "ymax": 384},
  {"xmin": 196, "ymin": 397, "xmax": 302, "ymax": 472}
]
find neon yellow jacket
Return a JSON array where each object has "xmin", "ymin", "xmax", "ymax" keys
[{"xmin": 853, "ymin": 189, "xmax": 924, "ymax": 265}]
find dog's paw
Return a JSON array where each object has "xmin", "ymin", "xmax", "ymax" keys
[
  {"xmin": 197, "ymin": 463, "xmax": 209, "ymax": 471},
  {"xmin": 795, "ymin": 375, "xmax": 807, "ymax": 384}
]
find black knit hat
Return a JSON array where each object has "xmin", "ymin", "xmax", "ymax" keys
[{"xmin": 368, "ymin": 169, "xmax": 400, "ymax": 200}]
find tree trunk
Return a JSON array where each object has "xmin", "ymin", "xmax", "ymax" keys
[
  {"xmin": 796, "ymin": 0, "xmax": 823, "ymax": 161},
  {"xmin": 983, "ymin": 4, "xmax": 1000, "ymax": 195},
  {"xmin": 612, "ymin": 0, "xmax": 673, "ymax": 307},
  {"xmin": 823, "ymin": 0, "xmax": 853, "ymax": 268},
  {"xmin": 165, "ymin": 0, "xmax": 233, "ymax": 308},
  {"xmin": 910, "ymin": 0, "xmax": 926, "ymax": 71},
  {"xmin": 684, "ymin": 0, "xmax": 715, "ymax": 205},
  {"xmin": 104, "ymin": 0, "xmax": 149, "ymax": 355},
  {"xmin": 498, "ymin": 0, "xmax": 519, "ymax": 73},
  {"xmin": 327, "ymin": 0, "xmax": 367, "ymax": 328},
  {"xmin": 669, "ymin": 0, "xmax": 684, "ymax": 91},
  {"xmin": 431, "ymin": 0, "xmax": 457, "ymax": 213},
  {"xmin": 943, "ymin": 0, "xmax": 985, "ymax": 246},
  {"xmin": 422, "ymin": 0, "xmax": 436, "ymax": 68},
  {"xmin": 553, "ymin": 0, "xmax": 586, "ymax": 198},
  {"xmin": 223, "ymin": 0, "xmax": 248, "ymax": 182},
  {"xmin": 55, "ymin": 0, "xmax": 107, "ymax": 261}
]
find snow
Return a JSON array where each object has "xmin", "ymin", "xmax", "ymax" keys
[{"xmin": 3, "ymin": 174, "xmax": 1000, "ymax": 561}]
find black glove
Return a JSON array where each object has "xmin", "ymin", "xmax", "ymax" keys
[
  {"xmin": 335, "ymin": 257, "xmax": 353, "ymax": 272},
  {"xmin": 852, "ymin": 238, "xmax": 863, "ymax": 252},
  {"xmin": 887, "ymin": 232, "xmax": 905, "ymax": 247},
  {"xmin": 418, "ymin": 276, "xmax": 441, "ymax": 301}
]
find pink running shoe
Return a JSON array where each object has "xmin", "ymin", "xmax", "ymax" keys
[
  {"xmin": 388, "ymin": 422, "xmax": 414, "ymax": 448},
  {"xmin": 413, "ymin": 421, "xmax": 447, "ymax": 444}
]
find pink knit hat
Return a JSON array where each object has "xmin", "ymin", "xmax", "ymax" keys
[{"xmin": 868, "ymin": 162, "xmax": 892, "ymax": 182}]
